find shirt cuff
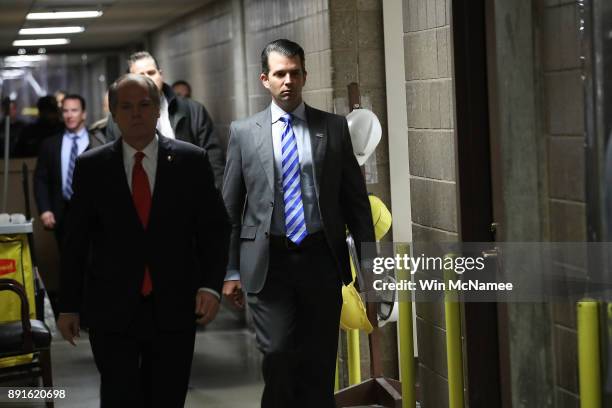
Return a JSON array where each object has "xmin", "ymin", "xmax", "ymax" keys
[
  {"xmin": 198, "ymin": 287, "xmax": 220, "ymax": 300},
  {"xmin": 224, "ymin": 270, "xmax": 240, "ymax": 281}
]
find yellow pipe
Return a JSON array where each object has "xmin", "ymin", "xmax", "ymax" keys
[
  {"xmin": 335, "ymin": 355, "xmax": 340, "ymax": 392},
  {"xmin": 396, "ymin": 243, "xmax": 416, "ymax": 408},
  {"xmin": 444, "ymin": 255, "xmax": 464, "ymax": 408},
  {"xmin": 347, "ymin": 329, "xmax": 361, "ymax": 385},
  {"xmin": 577, "ymin": 300, "xmax": 601, "ymax": 408}
]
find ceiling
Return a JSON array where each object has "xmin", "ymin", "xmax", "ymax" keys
[{"xmin": 0, "ymin": 0, "xmax": 212, "ymax": 55}]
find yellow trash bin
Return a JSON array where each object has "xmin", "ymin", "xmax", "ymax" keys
[{"xmin": 0, "ymin": 231, "xmax": 35, "ymax": 368}]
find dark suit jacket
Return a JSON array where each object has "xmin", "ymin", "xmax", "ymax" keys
[
  {"xmin": 33, "ymin": 129, "xmax": 107, "ymax": 224},
  {"xmin": 106, "ymin": 83, "xmax": 226, "ymax": 188},
  {"xmin": 59, "ymin": 136, "xmax": 230, "ymax": 331},
  {"xmin": 223, "ymin": 104, "xmax": 375, "ymax": 293}
]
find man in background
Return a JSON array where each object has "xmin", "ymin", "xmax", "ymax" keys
[
  {"xmin": 34, "ymin": 94, "xmax": 105, "ymax": 244},
  {"xmin": 106, "ymin": 51, "xmax": 225, "ymax": 187},
  {"xmin": 172, "ymin": 80, "xmax": 192, "ymax": 99}
]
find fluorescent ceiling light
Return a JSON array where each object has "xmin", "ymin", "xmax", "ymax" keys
[
  {"xmin": 4, "ymin": 55, "xmax": 48, "ymax": 63},
  {"xmin": 4, "ymin": 62, "xmax": 34, "ymax": 68},
  {"xmin": 26, "ymin": 11, "xmax": 103, "ymax": 20},
  {"xmin": 1, "ymin": 69, "xmax": 26, "ymax": 79},
  {"xmin": 19, "ymin": 26, "xmax": 84, "ymax": 35},
  {"xmin": 13, "ymin": 38, "xmax": 70, "ymax": 46}
]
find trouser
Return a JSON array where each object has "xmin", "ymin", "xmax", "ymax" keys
[
  {"xmin": 248, "ymin": 233, "xmax": 343, "ymax": 408},
  {"xmin": 89, "ymin": 295, "xmax": 196, "ymax": 408}
]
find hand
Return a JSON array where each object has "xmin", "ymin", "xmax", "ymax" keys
[
  {"xmin": 40, "ymin": 211, "xmax": 56, "ymax": 230},
  {"xmin": 222, "ymin": 280, "xmax": 244, "ymax": 309},
  {"xmin": 57, "ymin": 313, "xmax": 80, "ymax": 346},
  {"xmin": 195, "ymin": 291, "xmax": 220, "ymax": 325}
]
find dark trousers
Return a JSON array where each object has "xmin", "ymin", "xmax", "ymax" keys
[
  {"xmin": 247, "ymin": 235, "xmax": 343, "ymax": 408},
  {"xmin": 89, "ymin": 296, "xmax": 196, "ymax": 408}
]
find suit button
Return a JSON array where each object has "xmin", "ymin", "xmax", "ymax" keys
[
  {"xmin": 270, "ymin": 201, "xmax": 274, "ymax": 207},
  {"xmin": 265, "ymin": 231, "xmax": 269, "ymax": 238}
]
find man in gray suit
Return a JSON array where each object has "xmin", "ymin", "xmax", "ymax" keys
[{"xmin": 222, "ymin": 39, "xmax": 374, "ymax": 408}]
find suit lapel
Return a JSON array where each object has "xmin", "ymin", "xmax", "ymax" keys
[
  {"xmin": 148, "ymin": 135, "xmax": 173, "ymax": 230},
  {"xmin": 255, "ymin": 108, "xmax": 274, "ymax": 193},
  {"xmin": 305, "ymin": 105, "xmax": 327, "ymax": 193}
]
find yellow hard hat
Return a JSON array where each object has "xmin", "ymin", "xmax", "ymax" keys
[
  {"xmin": 340, "ymin": 282, "xmax": 373, "ymax": 333},
  {"xmin": 340, "ymin": 195, "xmax": 391, "ymax": 332},
  {"xmin": 340, "ymin": 257, "xmax": 373, "ymax": 333},
  {"xmin": 369, "ymin": 195, "xmax": 391, "ymax": 241}
]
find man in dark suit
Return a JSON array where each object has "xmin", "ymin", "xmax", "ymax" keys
[
  {"xmin": 57, "ymin": 74, "xmax": 230, "ymax": 407},
  {"xmin": 106, "ymin": 51, "xmax": 225, "ymax": 188},
  {"xmin": 222, "ymin": 39, "xmax": 374, "ymax": 408},
  {"xmin": 33, "ymin": 94, "xmax": 106, "ymax": 244}
]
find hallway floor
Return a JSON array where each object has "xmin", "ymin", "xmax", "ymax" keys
[{"xmin": 48, "ymin": 305, "xmax": 264, "ymax": 407}]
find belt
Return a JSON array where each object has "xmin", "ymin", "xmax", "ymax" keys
[{"xmin": 269, "ymin": 231, "xmax": 326, "ymax": 251}]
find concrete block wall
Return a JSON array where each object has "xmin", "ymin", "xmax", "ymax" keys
[
  {"xmin": 150, "ymin": 0, "xmax": 241, "ymax": 148},
  {"xmin": 402, "ymin": 0, "xmax": 456, "ymax": 407},
  {"xmin": 539, "ymin": 1, "xmax": 584, "ymax": 406},
  {"xmin": 329, "ymin": 0, "xmax": 390, "ymax": 205},
  {"xmin": 151, "ymin": 0, "xmax": 333, "ymax": 146},
  {"xmin": 243, "ymin": 0, "xmax": 332, "ymax": 114},
  {"xmin": 328, "ymin": 0, "xmax": 396, "ymax": 386}
]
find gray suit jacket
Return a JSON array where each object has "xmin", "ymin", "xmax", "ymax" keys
[{"xmin": 223, "ymin": 104, "xmax": 375, "ymax": 294}]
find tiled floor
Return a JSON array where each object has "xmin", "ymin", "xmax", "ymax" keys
[{"xmin": 47, "ymin": 305, "xmax": 264, "ymax": 408}]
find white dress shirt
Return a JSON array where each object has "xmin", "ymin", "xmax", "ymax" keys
[
  {"xmin": 61, "ymin": 127, "xmax": 89, "ymax": 195},
  {"xmin": 156, "ymin": 94, "xmax": 175, "ymax": 139}
]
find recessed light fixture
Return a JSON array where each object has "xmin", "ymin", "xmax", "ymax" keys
[
  {"xmin": 26, "ymin": 11, "xmax": 103, "ymax": 20},
  {"xmin": 19, "ymin": 26, "xmax": 85, "ymax": 35},
  {"xmin": 13, "ymin": 38, "xmax": 70, "ymax": 46}
]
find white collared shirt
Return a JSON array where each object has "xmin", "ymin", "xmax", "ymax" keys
[
  {"xmin": 61, "ymin": 127, "xmax": 89, "ymax": 194},
  {"xmin": 156, "ymin": 94, "xmax": 175, "ymax": 139},
  {"xmin": 122, "ymin": 136, "xmax": 158, "ymax": 192}
]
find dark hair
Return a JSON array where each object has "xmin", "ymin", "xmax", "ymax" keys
[
  {"xmin": 261, "ymin": 39, "xmax": 305, "ymax": 74},
  {"xmin": 108, "ymin": 74, "xmax": 160, "ymax": 114},
  {"xmin": 37, "ymin": 96, "xmax": 58, "ymax": 114},
  {"xmin": 127, "ymin": 51, "xmax": 160, "ymax": 73},
  {"xmin": 62, "ymin": 94, "xmax": 86, "ymax": 111},
  {"xmin": 172, "ymin": 80, "xmax": 191, "ymax": 92}
]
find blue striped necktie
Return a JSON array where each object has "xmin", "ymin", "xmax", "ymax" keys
[
  {"xmin": 279, "ymin": 113, "xmax": 307, "ymax": 244},
  {"xmin": 63, "ymin": 134, "xmax": 79, "ymax": 200}
]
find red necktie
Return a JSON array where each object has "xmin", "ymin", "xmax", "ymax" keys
[{"xmin": 132, "ymin": 151, "xmax": 152, "ymax": 296}]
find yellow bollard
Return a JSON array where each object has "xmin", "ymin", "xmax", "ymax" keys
[
  {"xmin": 396, "ymin": 243, "xmax": 416, "ymax": 408},
  {"xmin": 444, "ymin": 255, "xmax": 464, "ymax": 408},
  {"xmin": 577, "ymin": 300, "xmax": 601, "ymax": 408},
  {"xmin": 347, "ymin": 329, "xmax": 361, "ymax": 385}
]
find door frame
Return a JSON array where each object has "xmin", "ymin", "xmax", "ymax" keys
[{"xmin": 450, "ymin": 0, "xmax": 511, "ymax": 406}]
